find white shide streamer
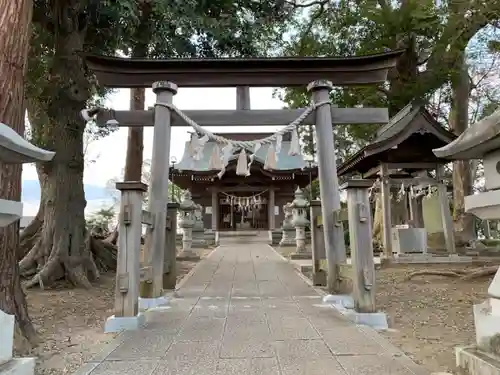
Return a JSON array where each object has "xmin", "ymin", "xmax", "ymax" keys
[
  {"xmin": 83, "ymin": 101, "xmax": 330, "ymax": 178},
  {"xmin": 156, "ymin": 101, "xmax": 330, "ymax": 178}
]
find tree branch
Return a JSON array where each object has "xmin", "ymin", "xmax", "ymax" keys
[
  {"xmin": 285, "ymin": 0, "xmax": 329, "ymax": 8},
  {"xmin": 416, "ymin": 2, "xmax": 500, "ymax": 99},
  {"xmin": 32, "ymin": 0, "xmax": 54, "ymax": 32}
]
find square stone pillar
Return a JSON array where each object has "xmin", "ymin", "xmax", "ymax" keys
[
  {"xmin": 436, "ymin": 165, "xmax": 456, "ymax": 254},
  {"xmin": 106, "ymin": 182, "xmax": 147, "ymax": 332},
  {"xmin": 268, "ymin": 186, "xmax": 275, "ymax": 230},
  {"xmin": 310, "ymin": 200, "xmax": 326, "ymax": 286},
  {"xmin": 163, "ymin": 202, "xmax": 179, "ymax": 290},
  {"xmin": 379, "ymin": 163, "xmax": 393, "ymax": 260},
  {"xmin": 212, "ymin": 188, "xmax": 218, "ymax": 231}
]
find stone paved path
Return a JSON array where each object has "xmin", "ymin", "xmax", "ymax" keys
[{"xmin": 76, "ymin": 241, "xmax": 429, "ymax": 375}]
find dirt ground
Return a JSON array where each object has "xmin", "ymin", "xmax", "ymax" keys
[
  {"xmin": 376, "ymin": 263, "xmax": 490, "ymax": 374},
  {"xmin": 17, "ymin": 249, "xmax": 212, "ymax": 375}
]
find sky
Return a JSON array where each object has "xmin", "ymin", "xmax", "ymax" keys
[{"xmin": 21, "ymin": 87, "xmax": 289, "ymax": 215}]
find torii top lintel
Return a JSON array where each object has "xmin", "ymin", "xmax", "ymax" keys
[{"xmin": 83, "ymin": 50, "xmax": 404, "ymax": 88}]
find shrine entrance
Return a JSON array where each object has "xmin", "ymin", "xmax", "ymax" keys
[
  {"xmin": 83, "ymin": 50, "xmax": 403, "ymax": 328},
  {"xmin": 218, "ymin": 191, "xmax": 268, "ymax": 231}
]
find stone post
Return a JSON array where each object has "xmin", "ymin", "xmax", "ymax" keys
[
  {"xmin": 310, "ymin": 200, "xmax": 326, "ymax": 286},
  {"xmin": 379, "ymin": 163, "xmax": 393, "ymax": 261},
  {"xmin": 211, "ymin": 188, "xmax": 218, "ymax": 231},
  {"xmin": 105, "ymin": 182, "xmax": 147, "ymax": 332},
  {"xmin": 342, "ymin": 179, "xmax": 376, "ymax": 313},
  {"xmin": 192, "ymin": 204, "xmax": 206, "ymax": 248},
  {"xmin": 177, "ymin": 190, "xmax": 199, "ymax": 260},
  {"xmin": 290, "ymin": 188, "xmax": 311, "ymax": 259},
  {"xmin": 163, "ymin": 202, "xmax": 179, "ymax": 290},
  {"xmin": 268, "ymin": 186, "xmax": 276, "ymax": 243},
  {"xmin": 308, "ymin": 80, "xmax": 346, "ymax": 293},
  {"xmin": 141, "ymin": 81, "xmax": 177, "ymax": 300},
  {"xmin": 436, "ymin": 165, "xmax": 456, "ymax": 254},
  {"xmin": 279, "ymin": 202, "xmax": 295, "ymax": 247}
]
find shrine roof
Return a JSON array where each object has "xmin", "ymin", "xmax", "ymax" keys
[
  {"xmin": 337, "ymin": 103, "xmax": 457, "ymax": 176},
  {"xmin": 82, "ymin": 50, "xmax": 404, "ymax": 88},
  {"xmin": 173, "ymin": 138, "xmax": 306, "ymax": 173}
]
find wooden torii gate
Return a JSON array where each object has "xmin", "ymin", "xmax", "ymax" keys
[{"xmin": 83, "ymin": 51, "xmax": 403, "ymax": 331}]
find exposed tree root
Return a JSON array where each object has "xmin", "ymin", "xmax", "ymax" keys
[
  {"xmin": 18, "ymin": 215, "xmax": 43, "ymax": 260},
  {"xmin": 103, "ymin": 225, "xmax": 118, "ymax": 245},
  {"xmin": 19, "ymin": 225, "xmax": 117, "ymax": 289},
  {"xmin": 406, "ymin": 266, "xmax": 498, "ymax": 281},
  {"xmin": 460, "ymin": 266, "xmax": 499, "ymax": 281}
]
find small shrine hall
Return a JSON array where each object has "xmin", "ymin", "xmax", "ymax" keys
[{"xmin": 170, "ymin": 132, "xmax": 317, "ymax": 233}]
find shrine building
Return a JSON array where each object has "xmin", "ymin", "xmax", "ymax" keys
[{"xmin": 170, "ymin": 132, "xmax": 317, "ymax": 235}]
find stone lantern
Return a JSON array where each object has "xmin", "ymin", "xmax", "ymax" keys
[
  {"xmin": 177, "ymin": 190, "xmax": 199, "ymax": 260},
  {"xmin": 280, "ymin": 202, "xmax": 295, "ymax": 247},
  {"xmin": 433, "ymin": 109, "xmax": 500, "ymax": 374},
  {"xmin": 0, "ymin": 122, "xmax": 55, "ymax": 375},
  {"xmin": 290, "ymin": 187, "xmax": 310, "ymax": 258}
]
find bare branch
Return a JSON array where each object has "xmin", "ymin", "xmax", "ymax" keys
[{"xmin": 285, "ymin": 0, "xmax": 329, "ymax": 8}]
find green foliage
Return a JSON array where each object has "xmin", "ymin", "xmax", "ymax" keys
[
  {"xmin": 278, "ymin": 0, "xmax": 500, "ymax": 167},
  {"xmin": 106, "ymin": 158, "xmax": 183, "ymax": 208},
  {"xmin": 86, "ymin": 206, "xmax": 115, "ymax": 235},
  {"xmin": 27, "ymin": 0, "xmax": 298, "ymax": 149}
]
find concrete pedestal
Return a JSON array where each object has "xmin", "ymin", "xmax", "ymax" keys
[
  {"xmin": 268, "ymin": 230, "xmax": 281, "ymax": 245},
  {"xmin": 456, "ymin": 346, "xmax": 500, "ymax": 375},
  {"xmin": 453, "ymin": 266, "xmax": 500, "ymax": 374},
  {"xmin": 279, "ymin": 228, "xmax": 295, "ymax": 247},
  {"xmin": 138, "ymin": 296, "xmax": 169, "ymax": 311},
  {"xmin": 104, "ymin": 313, "xmax": 146, "ymax": 333},
  {"xmin": 0, "ymin": 310, "xmax": 35, "ymax": 375},
  {"xmin": 322, "ymin": 294, "xmax": 388, "ymax": 330},
  {"xmin": 191, "ymin": 229, "xmax": 206, "ymax": 248},
  {"xmin": 204, "ymin": 230, "xmax": 216, "ymax": 246}
]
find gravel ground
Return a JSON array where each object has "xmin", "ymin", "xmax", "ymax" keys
[
  {"xmin": 376, "ymin": 264, "xmax": 490, "ymax": 373},
  {"xmin": 274, "ymin": 245, "xmax": 494, "ymax": 374}
]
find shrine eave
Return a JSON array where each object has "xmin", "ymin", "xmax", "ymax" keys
[
  {"xmin": 337, "ymin": 104, "xmax": 456, "ymax": 176},
  {"xmin": 82, "ymin": 50, "xmax": 404, "ymax": 88},
  {"xmin": 170, "ymin": 166, "xmax": 317, "ymax": 177},
  {"xmin": 433, "ymin": 109, "xmax": 500, "ymax": 160}
]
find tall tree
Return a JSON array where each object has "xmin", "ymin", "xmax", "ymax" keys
[
  {"xmin": 281, "ymin": 0, "xmax": 500, "ymax": 240},
  {"xmin": 20, "ymin": 0, "xmax": 296, "ymax": 288},
  {"xmin": 0, "ymin": 0, "xmax": 38, "ymax": 342},
  {"xmin": 123, "ymin": 1, "xmax": 152, "ymax": 182}
]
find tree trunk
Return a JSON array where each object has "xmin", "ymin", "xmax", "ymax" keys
[
  {"xmin": 20, "ymin": 1, "xmax": 116, "ymax": 288},
  {"xmin": 123, "ymin": 2, "xmax": 151, "ymax": 182},
  {"xmin": 449, "ymin": 52, "xmax": 475, "ymax": 242},
  {"xmin": 124, "ymin": 88, "xmax": 145, "ymax": 181},
  {"xmin": 0, "ymin": 0, "xmax": 38, "ymax": 343}
]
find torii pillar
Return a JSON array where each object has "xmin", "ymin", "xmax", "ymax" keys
[
  {"xmin": 308, "ymin": 80, "xmax": 347, "ymax": 294},
  {"xmin": 139, "ymin": 81, "xmax": 177, "ymax": 306}
]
